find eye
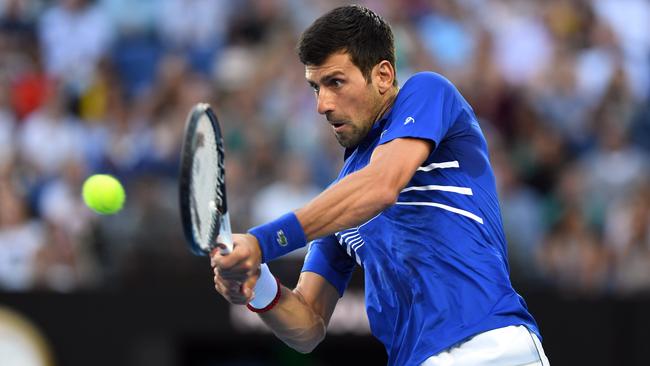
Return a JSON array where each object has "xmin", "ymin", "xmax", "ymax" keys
[
  {"xmin": 331, "ymin": 79, "xmax": 344, "ymax": 88},
  {"xmin": 310, "ymin": 83, "xmax": 320, "ymax": 94}
]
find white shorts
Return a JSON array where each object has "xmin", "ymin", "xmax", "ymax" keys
[{"xmin": 420, "ymin": 325, "xmax": 550, "ymax": 366}]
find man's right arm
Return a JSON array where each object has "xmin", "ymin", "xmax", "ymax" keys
[
  {"xmin": 258, "ymin": 272, "xmax": 339, "ymax": 353},
  {"xmin": 211, "ymin": 235, "xmax": 340, "ymax": 353}
]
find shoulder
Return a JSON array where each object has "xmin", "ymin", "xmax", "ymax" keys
[
  {"xmin": 399, "ymin": 72, "xmax": 458, "ymax": 94},
  {"xmin": 390, "ymin": 72, "xmax": 463, "ymax": 113},
  {"xmin": 393, "ymin": 72, "xmax": 471, "ymax": 117}
]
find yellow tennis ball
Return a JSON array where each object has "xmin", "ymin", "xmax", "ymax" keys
[{"xmin": 82, "ymin": 174, "xmax": 125, "ymax": 215}]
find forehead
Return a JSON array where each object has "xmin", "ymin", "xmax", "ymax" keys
[{"xmin": 304, "ymin": 52, "xmax": 360, "ymax": 82}]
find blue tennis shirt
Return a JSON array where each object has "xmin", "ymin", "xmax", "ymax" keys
[{"xmin": 301, "ymin": 72, "xmax": 540, "ymax": 365}]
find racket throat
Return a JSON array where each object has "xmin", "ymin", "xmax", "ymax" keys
[{"xmin": 217, "ymin": 211, "xmax": 233, "ymax": 254}]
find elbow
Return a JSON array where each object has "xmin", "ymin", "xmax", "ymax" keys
[
  {"xmin": 375, "ymin": 186, "xmax": 399, "ymax": 210},
  {"xmin": 284, "ymin": 320, "xmax": 327, "ymax": 354},
  {"xmin": 292, "ymin": 338, "xmax": 323, "ymax": 354},
  {"xmin": 366, "ymin": 169, "xmax": 400, "ymax": 210}
]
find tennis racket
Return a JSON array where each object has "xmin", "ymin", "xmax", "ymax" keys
[{"xmin": 179, "ymin": 103, "xmax": 233, "ymax": 256}]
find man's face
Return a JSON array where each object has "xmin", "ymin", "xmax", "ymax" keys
[{"xmin": 305, "ymin": 52, "xmax": 384, "ymax": 148}]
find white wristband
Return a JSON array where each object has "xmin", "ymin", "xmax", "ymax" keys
[{"xmin": 248, "ymin": 263, "xmax": 279, "ymax": 309}]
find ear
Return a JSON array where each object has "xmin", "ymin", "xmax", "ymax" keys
[{"xmin": 372, "ymin": 60, "xmax": 395, "ymax": 94}]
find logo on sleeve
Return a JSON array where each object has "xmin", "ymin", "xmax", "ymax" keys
[
  {"xmin": 404, "ymin": 116, "xmax": 415, "ymax": 125},
  {"xmin": 276, "ymin": 230, "xmax": 288, "ymax": 246}
]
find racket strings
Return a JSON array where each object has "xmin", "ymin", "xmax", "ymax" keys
[{"xmin": 190, "ymin": 115, "xmax": 222, "ymax": 251}]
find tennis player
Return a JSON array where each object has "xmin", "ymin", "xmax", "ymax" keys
[{"xmin": 211, "ymin": 5, "xmax": 549, "ymax": 365}]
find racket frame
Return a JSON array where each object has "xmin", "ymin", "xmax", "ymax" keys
[{"xmin": 179, "ymin": 103, "xmax": 232, "ymax": 256}]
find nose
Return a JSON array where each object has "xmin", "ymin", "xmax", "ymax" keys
[{"xmin": 316, "ymin": 89, "xmax": 334, "ymax": 115}]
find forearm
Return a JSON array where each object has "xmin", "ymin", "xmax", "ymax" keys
[
  {"xmin": 296, "ymin": 166, "xmax": 396, "ymax": 241},
  {"xmin": 250, "ymin": 139, "xmax": 430, "ymax": 262},
  {"xmin": 259, "ymin": 286, "xmax": 327, "ymax": 353}
]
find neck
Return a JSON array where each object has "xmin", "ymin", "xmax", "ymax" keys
[{"xmin": 374, "ymin": 87, "xmax": 399, "ymax": 123}]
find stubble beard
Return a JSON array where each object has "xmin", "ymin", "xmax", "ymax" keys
[
  {"xmin": 334, "ymin": 121, "xmax": 372, "ymax": 148},
  {"xmin": 333, "ymin": 85, "xmax": 384, "ymax": 148}
]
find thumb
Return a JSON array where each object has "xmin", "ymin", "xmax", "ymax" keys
[
  {"xmin": 241, "ymin": 267, "xmax": 261, "ymax": 300},
  {"xmin": 215, "ymin": 241, "xmax": 231, "ymax": 255}
]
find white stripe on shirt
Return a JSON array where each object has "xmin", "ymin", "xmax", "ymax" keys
[
  {"xmin": 395, "ymin": 201, "xmax": 484, "ymax": 224},
  {"xmin": 401, "ymin": 185, "xmax": 473, "ymax": 195},
  {"xmin": 347, "ymin": 237, "xmax": 363, "ymax": 247},
  {"xmin": 417, "ymin": 160, "xmax": 459, "ymax": 172},
  {"xmin": 340, "ymin": 231, "xmax": 360, "ymax": 240}
]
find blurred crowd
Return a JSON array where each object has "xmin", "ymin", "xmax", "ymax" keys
[{"xmin": 0, "ymin": 0, "xmax": 648, "ymax": 297}]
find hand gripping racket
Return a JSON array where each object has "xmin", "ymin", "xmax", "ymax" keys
[{"xmin": 179, "ymin": 103, "xmax": 233, "ymax": 256}]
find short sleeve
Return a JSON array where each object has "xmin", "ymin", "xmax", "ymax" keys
[
  {"xmin": 301, "ymin": 235, "xmax": 356, "ymax": 297},
  {"xmin": 379, "ymin": 72, "xmax": 463, "ymax": 148}
]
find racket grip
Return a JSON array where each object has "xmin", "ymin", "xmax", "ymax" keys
[{"xmin": 217, "ymin": 212, "xmax": 233, "ymax": 254}]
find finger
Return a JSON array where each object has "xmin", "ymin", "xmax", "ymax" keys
[
  {"xmin": 214, "ymin": 278, "xmax": 248, "ymax": 304},
  {"xmin": 214, "ymin": 266, "xmax": 246, "ymax": 279},
  {"xmin": 241, "ymin": 286, "xmax": 253, "ymax": 301},
  {"xmin": 217, "ymin": 242, "xmax": 231, "ymax": 255},
  {"xmin": 214, "ymin": 266, "xmax": 251, "ymax": 284},
  {"xmin": 228, "ymin": 295, "xmax": 249, "ymax": 305},
  {"xmin": 210, "ymin": 248, "xmax": 228, "ymax": 267},
  {"xmin": 210, "ymin": 246, "xmax": 234, "ymax": 267},
  {"xmin": 220, "ymin": 271, "xmax": 249, "ymax": 281},
  {"xmin": 211, "ymin": 242, "xmax": 230, "ymax": 256},
  {"xmin": 224, "ymin": 284, "xmax": 248, "ymax": 303},
  {"xmin": 214, "ymin": 277, "xmax": 227, "ymax": 296},
  {"xmin": 228, "ymin": 282, "xmax": 242, "ymax": 293},
  {"xmin": 210, "ymin": 249, "xmax": 217, "ymax": 266},
  {"xmin": 218, "ymin": 259, "xmax": 258, "ymax": 280},
  {"xmin": 221, "ymin": 290, "xmax": 248, "ymax": 305},
  {"xmin": 222, "ymin": 259, "xmax": 256, "ymax": 273},
  {"xmin": 215, "ymin": 274, "xmax": 247, "ymax": 296},
  {"xmin": 240, "ymin": 275, "xmax": 259, "ymax": 301},
  {"xmin": 214, "ymin": 272, "xmax": 241, "ymax": 291},
  {"xmin": 212, "ymin": 246, "xmax": 250, "ymax": 270}
]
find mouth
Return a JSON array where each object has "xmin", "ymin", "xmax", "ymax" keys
[{"xmin": 329, "ymin": 121, "xmax": 346, "ymax": 133}]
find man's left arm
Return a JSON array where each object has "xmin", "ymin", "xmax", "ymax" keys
[
  {"xmin": 213, "ymin": 137, "xmax": 432, "ymax": 303},
  {"xmin": 296, "ymin": 137, "xmax": 432, "ymax": 241}
]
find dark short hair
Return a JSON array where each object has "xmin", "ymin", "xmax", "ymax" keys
[{"xmin": 297, "ymin": 5, "xmax": 396, "ymax": 85}]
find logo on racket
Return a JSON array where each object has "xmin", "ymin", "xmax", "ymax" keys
[{"xmin": 276, "ymin": 230, "xmax": 288, "ymax": 247}]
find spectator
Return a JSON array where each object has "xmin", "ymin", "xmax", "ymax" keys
[
  {"xmin": 537, "ymin": 205, "xmax": 608, "ymax": 294},
  {"xmin": 605, "ymin": 184, "xmax": 650, "ymax": 295},
  {"xmin": 38, "ymin": 0, "xmax": 114, "ymax": 93},
  {"xmin": 0, "ymin": 80, "xmax": 15, "ymax": 169},
  {"xmin": 18, "ymin": 81, "xmax": 84, "ymax": 178},
  {"xmin": 0, "ymin": 0, "xmax": 647, "ymax": 296},
  {"xmin": 0, "ymin": 178, "xmax": 45, "ymax": 290},
  {"xmin": 580, "ymin": 113, "xmax": 649, "ymax": 229},
  {"xmin": 252, "ymin": 154, "xmax": 320, "ymax": 226},
  {"xmin": 492, "ymin": 143, "xmax": 545, "ymax": 284}
]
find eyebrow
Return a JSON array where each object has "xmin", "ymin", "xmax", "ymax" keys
[{"xmin": 307, "ymin": 71, "xmax": 346, "ymax": 87}]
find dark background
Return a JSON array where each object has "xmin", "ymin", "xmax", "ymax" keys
[
  {"xmin": 4, "ymin": 261, "xmax": 650, "ymax": 365},
  {"xmin": 4, "ymin": 265, "xmax": 650, "ymax": 366}
]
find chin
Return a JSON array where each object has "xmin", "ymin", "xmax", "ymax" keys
[
  {"xmin": 335, "ymin": 134, "xmax": 359, "ymax": 148},
  {"xmin": 333, "ymin": 122, "xmax": 370, "ymax": 148}
]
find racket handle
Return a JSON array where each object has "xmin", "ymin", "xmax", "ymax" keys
[{"xmin": 217, "ymin": 212, "xmax": 233, "ymax": 254}]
